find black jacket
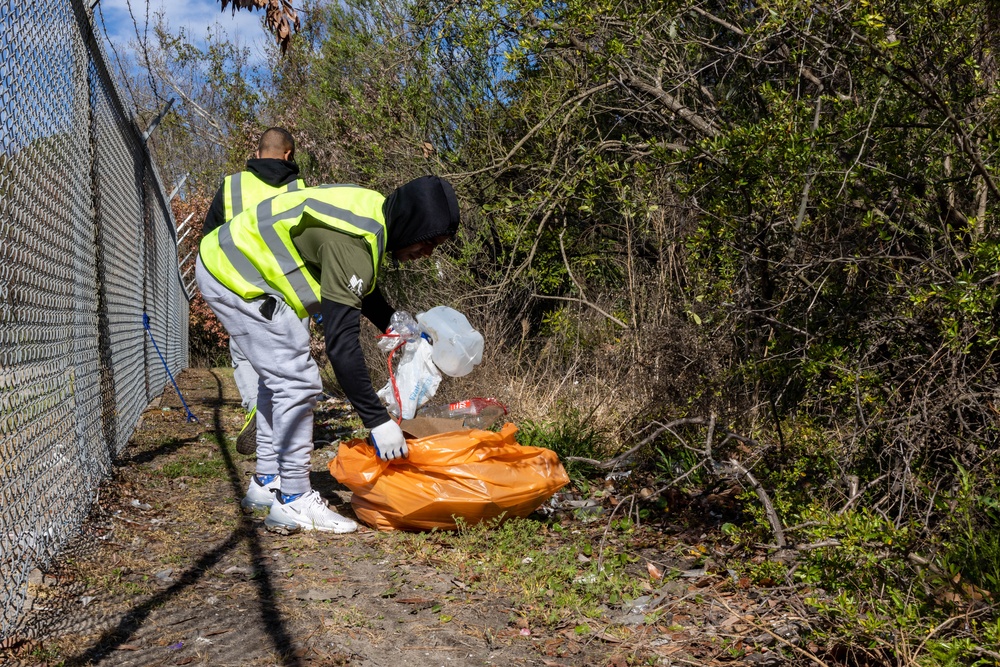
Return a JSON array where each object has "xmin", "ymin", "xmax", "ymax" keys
[
  {"xmin": 202, "ymin": 158, "xmax": 302, "ymax": 235},
  {"xmin": 324, "ymin": 176, "xmax": 460, "ymax": 428}
]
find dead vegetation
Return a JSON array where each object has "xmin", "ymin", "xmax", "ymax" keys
[{"xmin": 0, "ymin": 369, "xmax": 888, "ymax": 667}]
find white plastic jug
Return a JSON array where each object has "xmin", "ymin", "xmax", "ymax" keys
[{"xmin": 416, "ymin": 306, "xmax": 484, "ymax": 377}]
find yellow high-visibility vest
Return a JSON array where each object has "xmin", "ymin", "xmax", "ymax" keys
[
  {"xmin": 200, "ymin": 185, "xmax": 386, "ymax": 317},
  {"xmin": 222, "ymin": 171, "xmax": 306, "ymax": 222}
]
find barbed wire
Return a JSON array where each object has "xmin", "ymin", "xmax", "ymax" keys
[
  {"xmin": 126, "ymin": 0, "xmax": 164, "ymax": 104},
  {"xmin": 96, "ymin": 0, "xmax": 142, "ymax": 116}
]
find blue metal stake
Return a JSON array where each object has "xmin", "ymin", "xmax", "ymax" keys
[{"xmin": 143, "ymin": 313, "xmax": 198, "ymax": 423}]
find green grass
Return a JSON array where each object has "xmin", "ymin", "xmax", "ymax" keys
[
  {"xmin": 81, "ymin": 566, "xmax": 154, "ymax": 599},
  {"xmin": 159, "ymin": 453, "xmax": 227, "ymax": 481},
  {"xmin": 517, "ymin": 410, "xmax": 606, "ymax": 479},
  {"xmin": 388, "ymin": 517, "xmax": 646, "ymax": 627},
  {"xmin": 936, "ymin": 467, "xmax": 1000, "ymax": 597}
]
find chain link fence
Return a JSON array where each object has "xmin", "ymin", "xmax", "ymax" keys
[{"xmin": 0, "ymin": 0, "xmax": 190, "ymax": 638}]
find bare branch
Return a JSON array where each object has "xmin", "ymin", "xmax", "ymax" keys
[
  {"xmin": 565, "ymin": 417, "xmax": 709, "ymax": 469},
  {"xmin": 530, "ymin": 294, "xmax": 630, "ymax": 329},
  {"xmin": 555, "ymin": 227, "xmax": 631, "ymax": 328},
  {"xmin": 160, "ymin": 71, "xmax": 226, "ymax": 145},
  {"xmin": 688, "ymin": 6, "xmax": 746, "ymax": 37},
  {"xmin": 621, "ymin": 75, "xmax": 721, "ymax": 137},
  {"xmin": 724, "ymin": 458, "xmax": 787, "ymax": 547},
  {"xmin": 454, "ymin": 82, "xmax": 616, "ymax": 178}
]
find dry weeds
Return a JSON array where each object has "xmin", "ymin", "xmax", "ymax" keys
[{"xmin": 1, "ymin": 369, "xmax": 836, "ymax": 667}]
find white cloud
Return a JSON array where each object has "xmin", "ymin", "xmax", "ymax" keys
[{"xmin": 95, "ymin": 0, "xmax": 276, "ymax": 67}]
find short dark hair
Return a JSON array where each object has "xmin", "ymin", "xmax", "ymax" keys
[{"xmin": 258, "ymin": 127, "xmax": 295, "ymax": 158}]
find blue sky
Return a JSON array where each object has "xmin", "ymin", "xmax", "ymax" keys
[{"xmin": 94, "ymin": 0, "xmax": 274, "ymax": 68}]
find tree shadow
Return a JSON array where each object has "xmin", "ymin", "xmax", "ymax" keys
[
  {"xmin": 63, "ymin": 370, "xmax": 302, "ymax": 667},
  {"xmin": 115, "ymin": 434, "xmax": 203, "ymax": 466}
]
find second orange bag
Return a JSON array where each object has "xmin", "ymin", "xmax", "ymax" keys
[{"xmin": 330, "ymin": 423, "xmax": 569, "ymax": 531}]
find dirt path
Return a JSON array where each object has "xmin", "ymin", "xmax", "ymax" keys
[{"xmin": 2, "ymin": 369, "xmax": 808, "ymax": 667}]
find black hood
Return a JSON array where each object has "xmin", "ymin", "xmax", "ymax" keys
[
  {"xmin": 246, "ymin": 158, "xmax": 300, "ymax": 187},
  {"xmin": 382, "ymin": 176, "xmax": 460, "ymax": 251}
]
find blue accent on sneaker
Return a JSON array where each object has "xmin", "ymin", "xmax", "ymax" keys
[
  {"xmin": 255, "ymin": 473, "xmax": 278, "ymax": 486},
  {"xmin": 279, "ymin": 491, "xmax": 304, "ymax": 504}
]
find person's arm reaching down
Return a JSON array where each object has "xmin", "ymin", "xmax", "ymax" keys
[
  {"xmin": 321, "ymin": 299, "xmax": 407, "ymax": 460},
  {"xmin": 360, "ymin": 286, "xmax": 394, "ymax": 332},
  {"xmin": 321, "ymin": 300, "xmax": 388, "ymax": 428}
]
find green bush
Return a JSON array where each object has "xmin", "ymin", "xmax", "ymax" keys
[
  {"xmin": 517, "ymin": 409, "xmax": 606, "ymax": 479},
  {"xmin": 938, "ymin": 466, "xmax": 1000, "ymax": 597}
]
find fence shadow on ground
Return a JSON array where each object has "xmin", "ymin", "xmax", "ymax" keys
[
  {"xmin": 61, "ymin": 371, "xmax": 302, "ymax": 667},
  {"xmin": 115, "ymin": 434, "xmax": 202, "ymax": 467}
]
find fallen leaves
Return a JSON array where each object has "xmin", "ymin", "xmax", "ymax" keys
[{"xmin": 219, "ymin": 0, "xmax": 300, "ymax": 53}]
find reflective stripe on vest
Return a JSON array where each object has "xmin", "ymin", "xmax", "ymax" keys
[
  {"xmin": 200, "ymin": 185, "xmax": 386, "ymax": 317},
  {"xmin": 222, "ymin": 171, "xmax": 306, "ymax": 221}
]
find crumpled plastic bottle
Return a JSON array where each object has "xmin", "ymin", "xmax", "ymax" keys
[
  {"xmin": 417, "ymin": 397, "xmax": 508, "ymax": 429},
  {"xmin": 378, "ymin": 310, "xmax": 422, "ymax": 352}
]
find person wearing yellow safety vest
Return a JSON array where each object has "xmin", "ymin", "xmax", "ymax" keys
[
  {"xmin": 202, "ymin": 128, "xmax": 307, "ymax": 457},
  {"xmin": 195, "ymin": 176, "xmax": 460, "ymax": 533},
  {"xmin": 203, "ymin": 127, "xmax": 306, "ymax": 235}
]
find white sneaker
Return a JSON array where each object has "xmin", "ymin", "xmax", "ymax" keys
[
  {"xmin": 241, "ymin": 474, "xmax": 280, "ymax": 511},
  {"xmin": 264, "ymin": 489, "xmax": 358, "ymax": 533}
]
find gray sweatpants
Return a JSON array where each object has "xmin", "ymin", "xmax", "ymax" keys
[
  {"xmin": 230, "ymin": 337, "xmax": 259, "ymax": 412},
  {"xmin": 196, "ymin": 257, "xmax": 320, "ymax": 495}
]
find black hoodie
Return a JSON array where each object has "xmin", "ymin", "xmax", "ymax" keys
[
  {"xmin": 383, "ymin": 176, "xmax": 461, "ymax": 250},
  {"xmin": 322, "ymin": 176, "xmax": 461, "ymax": 429},
  {"xmin": 202, "ymin": 158, "xmax": 302, "ymax": 235}
]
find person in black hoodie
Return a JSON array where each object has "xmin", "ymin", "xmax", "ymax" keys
[
  {"xmin": 195, "ymin": 175, "xmax": 460, "ymax": 533},
  {"xmin": 202, "ymin": 128, "xmax": 307, "ymax": 455},
  {"xmin": 203, "ymin": 128, "xmax": 306, "ymax": 235}
]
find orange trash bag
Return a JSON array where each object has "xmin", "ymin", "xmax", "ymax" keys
[{"xmin": 330, "ymin": 423, "xmax": 569, "ymax": 531}]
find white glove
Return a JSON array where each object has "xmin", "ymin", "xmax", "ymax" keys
[{"xmin": 370, "ymin": 420, "xmax": 408, "ymax": 461}]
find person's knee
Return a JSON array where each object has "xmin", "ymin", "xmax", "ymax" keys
[
  {"xmin": 275, "ymin": 369, "xmax": 321, "ymax": 399},
  {"xmin": 302, "ymin": 373, "xmax": 323, "ymax": 397}
]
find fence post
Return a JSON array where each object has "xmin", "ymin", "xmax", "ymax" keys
[
  {"xmin": 141, "ymin": 98, "xmax": 175, "ymax": 143},
  {"xmin": 168, "ymin": 173, "xmax": 189, "ymax": 201}
]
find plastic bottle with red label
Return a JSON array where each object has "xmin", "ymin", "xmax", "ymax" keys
[{"xmin": 417, "ymin": 397, "xmax": 508, "ymax": 429}]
